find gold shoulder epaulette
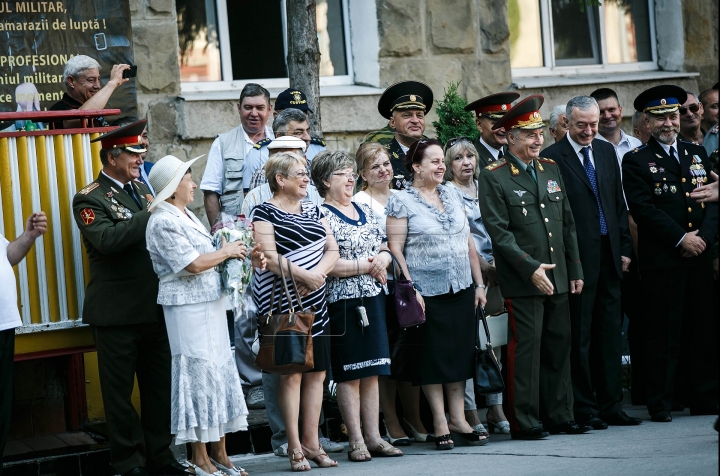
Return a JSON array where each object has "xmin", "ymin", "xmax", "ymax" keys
[
  {"xmin": 254, "ymin": 137, "xmax": 272, "ymax": 149},
  {"xmin": 310, "ymin": 137, "xmax": 326, "ymax": 147},
  {"xmin": 538, "ymin": 157, "xmax": 556, "ymax": 164},
  {"xmin": 78, "ymin": 182, "xmax": 99, "ymax": 195},
  {"xmin": 485, "ymin": 159, "xmax": 507, "ymax": 171}
]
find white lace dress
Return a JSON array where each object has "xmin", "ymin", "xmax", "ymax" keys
[{"xmin": 146, "ymin": 202, "xmax": 248, "ymax": 443}]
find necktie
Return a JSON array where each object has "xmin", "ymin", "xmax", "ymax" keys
[
  {"xmin": 526, "ymin": 162, "xmax": 537, "ymax": 183},
  {"xmin": 498, "ymin": 148, "xmax": 504, "ymax": 159},
  {"xmin": 582, "ymin": 146, "xmax": 607, "ymax": 235},
  {"xmin": 123, "ymin": 183, "xmax": 142, "ymax": 209},
  {"xmin": 669, "ymin": 146, "xmax": 677, "ymax": 162}
]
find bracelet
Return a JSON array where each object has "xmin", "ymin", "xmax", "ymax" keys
[{"xmin": 475, "ymin": 283, "xmax": 486, "ymax": 290}]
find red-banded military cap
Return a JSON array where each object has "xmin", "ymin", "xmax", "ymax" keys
[
  {"xmin": 492, "ymin": 95, "xmax": 545, "ymax": 131},
  {"xmin": 633, "ymin": 85, "xmax": 687, "ymax": 115},
  {"xmin": 91, "ymin": 119, "xmax": 147, "ymax": 153},
  {"xmin": 378, "ymin": 80, "xmax": 434, "ymax": 120},
  {"xmin": 465, "ymin": 92, "xmax": 520, "ymax": 119}
]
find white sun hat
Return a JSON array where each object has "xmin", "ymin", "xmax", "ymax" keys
[
  {"xmin": 268, "ymin": 135, "xmax": 307, "ymax": 152},
  {"xmin": 148, "ymin": 154, "xmax": 204, "ymax": 210}
]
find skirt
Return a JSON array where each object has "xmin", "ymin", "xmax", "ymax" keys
[
  {"xmin": 163, "ymin": 297, "xmax": 249, "ymax": 444},
  {"xmin": 328, "ymin": 294, "xmax": 391, "ymax": 383},
  {"xmin": 413, "ymin": 286, "xmax": 476, "ymax": 386}
]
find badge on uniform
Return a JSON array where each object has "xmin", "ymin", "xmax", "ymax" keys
[
  {"xmin": 80, "ymin": 208, "xmax": 95, "ymax": 225},
  {"xmin": 689, "ymin": 155, "xmax": 706, "ymax": 188},
  {"xmin": 510, "ymin": 163, "xmax": 520, "ymax": 176},
  {"xmin": 670, "ymin": 185, "xmax": 677, "ymax": 193},
  {"xmin": 522, "ymin": 208, "xmax": 527, "ymax": 216},
  {"xmin": 547, "ymin": 180, "xmax": 561, "ymax": 193},
  {"xmin": 513, "ymin": 190, "xmax": 527, "ymax": 197},
  {"xmin": 654, "ymin": 183, "xmax": 662, "ymax": 195}
]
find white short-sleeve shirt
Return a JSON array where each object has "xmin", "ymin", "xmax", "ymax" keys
[{"xmin": 0, "ymin": 235, "xmax": 22, "ymax": 331}]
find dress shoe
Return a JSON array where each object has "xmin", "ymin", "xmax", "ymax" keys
[
  {"xmin": 152, "ymin": 461, "xmax": 194, "ymax": 475},
  {"xmin": 124, "ymin": 468, "xmax": 150, "ymax": 476},
  {"xmin": 510, "ymin": 426, "xmax": 549, "ymax": 440},
  {"xmin": 546, "ymin": 421, "xmax": 591, "ymax": 435},
  {"xmin": 601, "ymin": 410, "xmax": 642, "ymax": 426},
  {"xmin": 650, "ymin": 411, "xmax": 672, "ymax": 422},
  {"xmin": 577, "ymin": 415, "xmax": 608, "ymax": 430}
]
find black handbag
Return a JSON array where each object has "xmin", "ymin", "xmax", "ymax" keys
[{"xmin": 475, "ymin": 304, "xmax": 504, "ymax": 395}]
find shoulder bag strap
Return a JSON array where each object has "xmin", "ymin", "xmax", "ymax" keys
[
  {"xmin": 284, "ymin": 257, "xmax": 306, "ymax": 310},
  {"xmin": 379, "ymin": 249, "xmax": 406, "ymax": 281},
  {"xmin": 277, "ymin": 255, "xmax": 295, "ymax": 314},
  {"xmin": 477, "ymin": 304, "xmax": 492, "ymax": 349}
]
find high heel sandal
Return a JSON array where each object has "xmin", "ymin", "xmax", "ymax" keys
[
  {"xmin": 449, "ymin": 429, "xmax": 488, "ymax": 446},
  {"xmin": 289, "ymin": 448, "xmax": 310, "ymax": 472},
  {"xmin": 403, "ymin": 418, "xmax": 435, "ymax": 443},
  {"xmin": 347, "ymin": 443, "xmax": 371, "ymax": 462},
  {"xmin": 434, "ymin": 434, "xmax": 454, "ymax": 450},
  {"xmin": 486, "ymin": 419, "xmax": 511, "ymax": 434},
  {"xmin": 301, "ymin": 445, "xmax": 339, "ymax": 468},
  {"xmin": 384, "ymin": 424, "xmax": 411, "ymax": 446}
]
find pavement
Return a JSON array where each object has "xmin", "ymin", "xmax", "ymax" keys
[{"xmin": 227, "ymin": 406, "xmax": 718, "ymax": 475}]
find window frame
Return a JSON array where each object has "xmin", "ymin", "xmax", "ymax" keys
[
  {"xmin": 180, "ymin": 0, "xmax": 355, "ymax": 93},
  {"xmin": 512, "ymin": 0, "xmax": 658, "ymax": 78}
]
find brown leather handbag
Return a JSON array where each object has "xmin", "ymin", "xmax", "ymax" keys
[{"xmin": 254, "ymin": 256, "xmax": 315, "ymax": 374}]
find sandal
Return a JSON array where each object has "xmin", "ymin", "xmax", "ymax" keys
[
  {"xmin": 450, "ymin": 429, "xmax": 488, "ymax": 446},
  {"xmin": 301, "ymin": 445, "xmax": 339, "ymax": 468},
  {"xmin": 368, "ymin": 441, "xmax": 403, "ymax": 457},
  {"xmin": 434, "ymin": 433, "xmax": 454, "ymax": 450},
  {"xmin": 486, "ymin": 419, "xmax": 511, "ymax": 434},
  {"xmin": 347, "ymin": 443, "xmax": 372, "ymax": 462},
  {"xmin": 289, "ymin": 448, "xmax": 310, "ymax": 472}
]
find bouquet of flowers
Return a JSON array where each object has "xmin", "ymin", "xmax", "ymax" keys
[{"xmin": 212, "ymin": 213, "xmax": 255, "ymax": 319}]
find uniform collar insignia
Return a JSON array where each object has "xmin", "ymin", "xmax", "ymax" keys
[{"xmin": 510, "ymin": 163, "xmax": 520, "ymax": 175}]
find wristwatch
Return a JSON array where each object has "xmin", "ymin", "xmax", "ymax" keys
[{"xmin": 475, "ymin": 283, "xmax": 486, "ymax": 290}]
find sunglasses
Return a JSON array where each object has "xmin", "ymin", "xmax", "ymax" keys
[
  {"xmin": 443, "ymin": 136, "xmax": 473, "ymax": 153},
  {"xmin": 679, "ymin": 103, "xmax": 700, "ymax": 115}
]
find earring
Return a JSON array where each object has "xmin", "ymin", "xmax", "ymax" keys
[{"xmin": 171, "ymin": 194, "xmax": 175, "ymax": 199}]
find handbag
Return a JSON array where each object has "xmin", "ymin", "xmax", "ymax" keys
[
  {"xmin": 475, "ymin": 303, "xmax": 504, "ymax": 395},
  {"xmin": 254, "ymin": 255, "xmax": 315, "ymax": 374},
  {"xmin": 383, "ymin": 251, "xmax": 426, "ymax": 328}
]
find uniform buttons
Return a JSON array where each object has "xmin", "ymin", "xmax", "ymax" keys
[
  {"xmin": 685, "ymin": 192, "xmax": 690, "ymax": 197},
  {"xmin": 550, "ymin": 247, "xmax": 554, "ymax": 252},
  {"xmin": 689, "ymin": 223, "xmax": 692, "ymax": 227},
  {"xmin": 682, "ymin": 178, "xmax": 686, "ymax": 183},
  {"xmin": 544, "ymin": 218, "xmax": 549, "ymax": 222},
  {"xmin": 540, "ymin": 204, "xmax": 545, "ymax": 208},
  {"xmin": 548, "ymin": 232, "xmax": 553, "ymax": 237},
  {"xmin": 688, "ymin": 207, "xmax": 692, "ymax": 212},
  {"xmin": 663, "ymin": 178, "xmax": 666, "ymax": 181},
  {"xmin": 555, "ymin": 196, "xmax": 560, "ymax": 200},
  {"xmin": 521, "ymin": 201, "xmax": 525, "ymax": 205}
]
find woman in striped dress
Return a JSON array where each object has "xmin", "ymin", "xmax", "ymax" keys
[{"xmin": 251, "ymin": 152, "xmax": 340, "ymax": 472}]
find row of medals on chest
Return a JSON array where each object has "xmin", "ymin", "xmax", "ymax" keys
[
  {"xmin": 652, "ymin": 155, "xmax": 707, "ymax": 197},
  {"xmin": 104, "ymin": 188, "xmax": 133, "ymax": 219}
]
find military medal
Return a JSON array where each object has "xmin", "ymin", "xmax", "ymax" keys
[
  {"xmin": 670, "ymin": 185, "xmax": 677, "ymax": 193},
  {"xmin": 547, "ymin": 180, "xmax": 561, "ymax": 193},
  {"xmin": 522, "ymin": 208, "xmax": 527, "ymax": 216},
  {"xmin": 658, "ymin": 167, "xmax": 665, "ymax": 173},
  {"xmin": 689, "ymin": 155, "xmax": 706, "ymax": 188},
  {"xmin": 650, "ymin": 166, "xmax": 658, "ymax": 173},
  {"xmin": 663, "ymin": 184, "xmax": 668, "ymax": 192},
  {"xmin": 654, "ymin": 183, "xmax": 662, "ymax": 195}
]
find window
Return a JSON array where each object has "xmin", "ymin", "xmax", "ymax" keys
[
  {"xmin": 176, "ymin": 0, "xmax": 352, "ymax": 89},
  {"xmin": 509, "ymin": 0, "xmax": 656, "ymax": 75}
]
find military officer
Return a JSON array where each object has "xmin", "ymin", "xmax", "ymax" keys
[
  {"xmin": 465, "ymin": 92, "xmax": 519, "ymax": 165},
  {"xmin": 478, "ymin": 95, "xmax": 589, "ymax": 440},
  {"xmin": 622, "ymin": 85, "xmax": 719, "ymax": 422},
  {"xmin": 73, "ymin": 121, "xmax": 190, "ymax": 476},
  {"xmin": 375, "ymin": 80, "xmax": 434, "ymax": 190}
]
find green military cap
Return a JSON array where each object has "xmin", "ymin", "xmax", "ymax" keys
[
  {"xmin": 378, "ymin": 80, "xmax": 434, "ymax": 120},
  {"xmin": 90, "ymin": 119, "xmax": 147, "ymax": 153}
]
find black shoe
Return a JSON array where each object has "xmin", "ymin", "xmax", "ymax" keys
[
  {"xmin": 152, "ymin": 461, "xmax": 193, "ymax": 475},
  {"xmin": 671, "ymin": 404, "xmax": 685, "ymax": 412},
  {"xmin": 650, "ymin": 411, "xmax": 672, "ymax": 422},
  {"xmin": 714, "ymin": 418, "xmax": 719, "ymax": 432},
  {"xmin": 510, "ymin": 426, "xmax": 549, "ymax": 440},
  {"xmin": 124, "ymin": 468, "xmax": 150, "ymax": 476},
  {"xmin": 547, "ymin": 421, "xmax": 592, "ymax": 435},
  {"xmin": 601, "ymin": 410, "xmax": 642, "ymax": 426},
  {"xmin": 577, "ymin": 415, "xmax": 608, "ymax": 430}
]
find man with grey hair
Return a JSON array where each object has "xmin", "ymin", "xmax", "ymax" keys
[
  {"xmin": 543, "ymin": 95, "xmax": 638, "ymax": 429},
  {"xmin": 50, "ymin": 55, "xmax": 131, "ymax": 128},
  {"xmin": 548, "ymin": 104, "xmax": 569, "ymax": 143},
  {"xmin": 243, "ymin": 107, "xmax": 325, "ymax": 193},
  {"xmin": 679, "ymin": 90, "xmax": 705, "ymax": 144},
  {"xmin": 201, "ymin": 83, "xmax": 274, "ymax": 227},
  {"xmin": 590, "ymin": 88, "xmax": 642, "ymax": 168},
  {"xmin": 632, "ymin": 110, "xmax": 652, "ymax": 144}
]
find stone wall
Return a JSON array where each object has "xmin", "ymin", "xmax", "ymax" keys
[{"xmin": 682, "ymin": 0, "xmax": 719, "ymax": 91}]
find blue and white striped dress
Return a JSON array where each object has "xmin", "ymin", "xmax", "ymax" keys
[{"xmin": 251, "ymin": 201, "xmax": 330, "ymax": 338}]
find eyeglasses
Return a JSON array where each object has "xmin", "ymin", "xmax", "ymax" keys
[
  {"xmin": 679, "ymin": 103, "xmax": 700, "ymax": 115},
  {"xmin": 285, "ymin": 171, "xmax": 310, "ymax": 179},
  {"xmin": 332, "ymin": 172, "xmax": 359, "ymax": 181},
  {"xmin": 443, "ymin": 136, "xmax": 473, "ymax": 153}
]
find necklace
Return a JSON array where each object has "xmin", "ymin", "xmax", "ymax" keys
[
  {"xmin": 272, "ymin": 197, "xmax": 300, "ymax": 214},
  {"xmin": 416, "ymin": 186, "xmax": 443, "ymax": 209}
]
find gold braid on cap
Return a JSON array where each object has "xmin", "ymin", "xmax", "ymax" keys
[
  {"xmin": 390, "ymin": 101, "xmax": 427, "ymax": 113},
  {"xmin": 644, "ymin": 104, "xmax": 680, "ymax": 114},
  {"xmin": 514, "ymin": 114, "xmax": 544, "ymax": 129}
]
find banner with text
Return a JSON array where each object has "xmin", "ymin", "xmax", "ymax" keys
[{"xmin": 0, "ymin": 1, "xmax": 136, "ymax": 122}]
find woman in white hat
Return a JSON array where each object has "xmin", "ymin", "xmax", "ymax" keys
[{"xmin": 146, "ymin": 155, "xmax": 265, "ymax": 476}]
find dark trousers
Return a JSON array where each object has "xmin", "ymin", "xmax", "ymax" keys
[
  {"xmin": 569, "ymin": 236, "xmax": 623, "ymax": 419},
  {"xmin": 622, "ymin": 253, "xmax": 647, "ymax": 405},
  {"xmin": 639, "ymin": 266, "xmax": 718, "ymax": 415},
  {"xmin": 92, "ymin": 320, "xmax": 175, "ymax": 475},
  {"xmin": 0, "ymin": 328, "xmax": 15, "ymax": 473},
  {"xmin": 505, "ymin": 293, "xmax": 573, "ymax": 432}
]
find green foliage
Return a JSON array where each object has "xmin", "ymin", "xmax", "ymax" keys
[{"xmin": 431, "ymin": 81, "xmax": 478, "ymax": 146}]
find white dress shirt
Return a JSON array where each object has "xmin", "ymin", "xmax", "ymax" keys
[
  {"xmin": 566, "ymin": 134, "xmax": 595, "ymax": 168},
  {"xmin": 596, "ymin": 129, "xmax": 642, "ymax": 168},
  {"xmin": 657, "ymin": 139, "xmax": 679, "ymax": 162},
  {"xmin": 479, "ymin": 137, "xmax": 502, "ymax": 160}
]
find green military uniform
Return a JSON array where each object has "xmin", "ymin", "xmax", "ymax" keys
[
  {"xmin": 72, "ymin": 121, "xmax": 176, "ymax": 475},
  {"xmin": 478, "ymin": 96, "xmax": 583, "ymax": 438}
]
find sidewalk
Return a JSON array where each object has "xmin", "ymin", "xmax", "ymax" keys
[{"xmin": 228, "ymin": 406, "xmax": 718, "ymax": 476}]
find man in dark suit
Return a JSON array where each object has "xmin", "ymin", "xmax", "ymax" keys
[
  {"xmin": 72, "ymin": 121, "xmax": 190, "ymax": 476},
  {"xmin": 543, "ymin": 96, "xmax": 641, "ymax": 429},
  {"xmin": 622, "ymin": 85, "xmax": 719, "ymax": 422},
  {"xmin": 376, "ymin": 80, "xmax": 434, "ymax": 190},
  {"xmin": 479, "ymin": 95, "xmax": 588, "ymax": 440},
  {"xmin": 465, "ymin": 92, "xmax": 519, "ymax": 166}
]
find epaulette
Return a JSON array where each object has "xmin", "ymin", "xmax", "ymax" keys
[
  {"xmin": 310, "ymin": 137, "xmax": 326, "ymax": 147},
  {"xmin": 538, "ymin": 157, "xmax": 555, "ymax": 164},
  {"xmin": 78, "ymin": 182, "xmax": 100, "ymax": 195},
  {"xmin": 631, "ymin": 144, "xmax": 648, "ymax": 153},
  {"xmin": 678, "ymin": 139, "xmax": 695, "ymax": 145},
  {"xmin": 253, "ymin": 137, "xmax": 272, "ymax": 149},
  {"xmin": 485, "ymin": 159, "xmax": 507, "ymax": 171}
]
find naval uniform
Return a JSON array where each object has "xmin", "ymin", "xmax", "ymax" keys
[
  {"xmin": 73, "ymin": 174, "xmax": 175, "ymax": 474},
  {"xmin": 479, "ymin": 154, "xmax": 583, "ymax": 432}
]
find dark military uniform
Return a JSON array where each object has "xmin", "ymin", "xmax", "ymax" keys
[
  {"xmin": 479, "ymin": 95, "xmax": 584, "ymax": 438},
  {"xmin": 73, "ymin": 124, "xmax": 176, "ymax": 474},
  {"xmin": 622, "ymin": 137, "xmax": 719, "ymax": 417}
]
